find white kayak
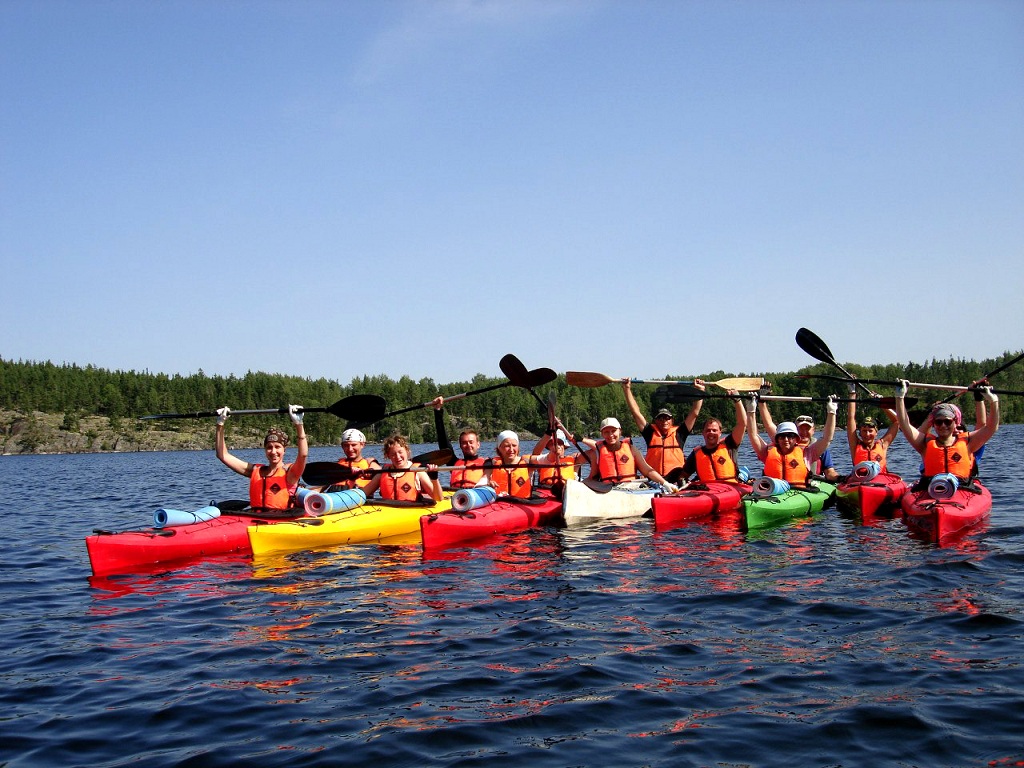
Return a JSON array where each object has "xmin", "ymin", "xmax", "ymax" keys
[{"xmin": 562, "ymin": 479, "xmax": 664, "ymax": 527}]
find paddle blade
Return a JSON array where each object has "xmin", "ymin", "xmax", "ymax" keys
[
  {"xmin": 713, "ymin": 377, "xmax": 764, "ymax": 392},
  {"xmin": 526, "ymin": 367, "xmax": 558, "ymax": 387},
  {"xmin": 566, "ymin": 371, "xmax": 617, "ymax": 388},
  {"xmin": 414, "ymin": 448, "xmax": 455, "ymax": 466},
  {"xmin": 796, "ymin": 327, "xmax": 837, "ymax": 365},
  {"xmin": 326, "ymin": 394, "xmax": 387, "ymax": 422},
  {"xmin": 499, "ymin": 354, "xmax": 530, "ymax": 383},
  {"xmin": 302, "ymin": 461, "xmax": 354, "ymax": 486}
]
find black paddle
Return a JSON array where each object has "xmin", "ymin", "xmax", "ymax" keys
[
  {"xmin": 795, "ymin": 328, "xmax": 876, "ymax": 397},
  {"xmin": 342, "ymin": 355, "xmax": 557, "ymax": 429},
  {"xmin": 302, "ymin": 448, "xmax": 456, "ymax": 486},
  {"xmin": 140, "ymin": 393, "xmax": 387, "ymax": 422}
]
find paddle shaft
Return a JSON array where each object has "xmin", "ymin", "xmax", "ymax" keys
[{"xmin": 566, "ymin": 371, "xmax": 762, "ymax": 391}]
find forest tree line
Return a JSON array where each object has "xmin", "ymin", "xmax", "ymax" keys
[{"xmin": 1, "ymin": 352, "xmax": 1022, "ymax": 449}]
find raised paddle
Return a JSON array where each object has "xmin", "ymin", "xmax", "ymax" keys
[
  {"xmin": 302, "ymin": 448, "xmax": 456, "ymax": 486},
  {"xmin": 794, "ymin": 328, "xmax": 875, "ymax": 397},
  {"xmin": 342, "ymin": 355, "xmax": 557, "ymax": 428},
  {"xmin": 656, "ymin": 384, "xmax": 912, "ymax": 409},
  {"xmin": 566, "ymin": 371, "xmax": 764, "ymax": 391},
  {"xmin": 140, "ymin": 393, "xmax": 387, "ymax": 422}
]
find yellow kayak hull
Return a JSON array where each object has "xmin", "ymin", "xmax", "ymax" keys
[{"xmin": 248, "ymin": 494, "xmax": 454, "ymax": 555}]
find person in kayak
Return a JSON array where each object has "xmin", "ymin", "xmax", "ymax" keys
[
  {"xmin": 530, "ymin": 429, "xmax": 580, "ymax": 490},
  {"xmin": 757, "ymin": 397, "xmax": 840, "ymax": 481},
  {"xmin": 895, "ymin": 381, "xmax": 999, "ymax": 484},
  {"xmin": 676, "ymin": 390, "xmax": 748, "ymax": 485},
  {"xmin": 622, "ymin": 379, "xmax": 705, "ymax": 484},
  {"xmin": 570, "ymin": 417, "xmax": 678, "ymax": 491},
  {"xmin": 429, "ymin": 396, "xmax": 487, "ymax": 489},
  {"xmin": 215, "ymin": 405, "xmax": 308, "ymax": 510},
  {"xmin": 846, "ymin": 386, "xmax": 898, "ymax": 472},
  {"xmin": 747, "ymin": 396, "xmax": 838, "ymax": 485},
  {"xmin": 329, "ymin": 428, "xmax": 381, "ymax": 491},
  {"xmin": 360, "ymin": 434, "xmax": 444, "ymax": 503},
  {"xmin": 478, "ymin": 430, "xmax": 535, "ymax": 498}
]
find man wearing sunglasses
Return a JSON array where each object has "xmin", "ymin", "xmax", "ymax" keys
[{"xmin": 894, "ymin": 381, "xmax": 999, "ymax": 482}]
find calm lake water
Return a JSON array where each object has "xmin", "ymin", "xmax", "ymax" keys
[{"xmin": 2, "ymin": 425, "xmax": 1023, "ymax": 767}]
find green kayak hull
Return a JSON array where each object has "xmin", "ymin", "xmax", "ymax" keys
[{"xmin": 743, "ymin": 482, "xmax": 836, "ymax": 530}]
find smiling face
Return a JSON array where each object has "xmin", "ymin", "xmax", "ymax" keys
[
  {"xmin": 497, "ymin": 438, "xmax": 519, "ymax": 462},
  {"xmin": 386, "ymin": 442, "xmax": 409, "ymax": 467},
  {"xmin": 774, "ymin": 433, "xmax": 799, "ymax": 455},
  {"xmin": 264, "ymin": 440, "xmax": 285, "ymax": 466},
  {"xmin": 857, "ymin": 424, "xmax": 878, "ymax": 443},
  {"xmin": 601, "ymin": 426, "xmax": 621, "ymax": 446},
  {"xmin": 931, "ymin": 416, "xmax": 956, "ymax": 440},
  {"xmin": 459, "ymin": 431, "xmax": 480, "ymax": 460},
  {"xmin": 702, "ymin": 419, "xmax": 723, "ymax": 447},
  {"xmin": 653, "ymin": 413, "xmax": 673, "ymax": 435},
  {"xmin": 341, "ymin": 440, "xmax": 364, "ymax": 461}
]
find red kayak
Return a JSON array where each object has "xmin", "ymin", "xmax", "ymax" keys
[
  {"xmin": 420, "ymin": 490, "xmax": 563, "ymax": 550},
  {"xmin": 86, "ymin": 507, "xmax": 304, "ymax": 576},
  {"xmin": 836, "ymin": 472, "xmax": 909, "ymax": 523},
  {"xmin": 652, "ymin": 482, "xmax": 751, "ymax": 528},
  {"xmin": 900, "ymin": 480, "xmax": 992, "ymax": 545}
]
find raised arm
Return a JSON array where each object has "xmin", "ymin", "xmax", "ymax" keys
[
  {"xmin": 681, "ymin": 379, "xmax": 706, "ymax": 432},
  {"xmin": 214, "ymin": 408, "xmax": 252, "ymax": 477},
  {"xmin": 806, "ymin": 397, "xmax": 838, "ymax": 465},
  {"xmin": 758, "ymin": 394, "xmax": 778, "ymax": 441},
  {"xmin": 846, "ymin": 386, "xmax": 859, "ymax": 457},
  {"xmin": 284, "ymin": 407, "xmax": 308, "ymax": 488},
  {"xmin": 967, "ymin": 387, "xmax": 999, "ymax": 453},
  {"xmin": 727, "ymin": 390, "xmax": 747, "ymax": 446},
  {"xmin": 622, "ymin": 380, "xmax": 647, "ymax": 431},
  {"xmin": 894, "ymin": 380, "xmax": 927, "ymax": 454},
  {"xmin": 745, "ymin": 397, "xmax": 769, "ymax": 461}
]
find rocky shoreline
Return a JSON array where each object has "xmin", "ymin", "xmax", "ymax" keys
[{"xmin": 0, "ymin": 410, "xmax": 276, "ymax": 455}]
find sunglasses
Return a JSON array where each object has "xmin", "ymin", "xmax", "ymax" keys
[{"xmin": 933, "ymin": 418, "xmax": 953, "ymax": 426}]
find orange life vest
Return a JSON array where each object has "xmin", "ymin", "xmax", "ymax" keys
[
  {"xmin": 487, "ymin": 458, "xmax": 532, "ymax": 498},
  {"xmin": 922, "ymin": 434, "xmax": 973, "ymax": 480},
  {"xmin": 596, "ymin": 440, "xmax": 636, "ymax": 484},
  {"xmin": 854, "ymin": 440, "xmax": 888, "ymax": 471},
  {"xmin": 336, "ymin": 456, "xmax": 373, "ymax": 489},
  {"xmin": 249, "ymin": 465, "xmax": 295, "ymax": 510},
  {"xmin": 535, "ymin": 455, "xmax": 577, "ymax": 487},
  {"xmin": 763, "ymin": 445, "xmax": 809, "ymax": 484},
  {"xmin": 450, "ymin": 457, "xmax": 487, "ymax": 489},
  {"xmin": 645, "ymin": 425, "xmax": 685, "ymax": 476},
  {"xmin": 379, "ymin": 465, "xmax": 421, "ymax": 501},
  {"xmin": 693, "ymin": 443, "xmax": 739, "ymax": 483}
]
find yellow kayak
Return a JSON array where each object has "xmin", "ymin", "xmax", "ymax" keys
[{"xmin": 247, "ymin": 493, "xmax": 454, "ymax": 555}]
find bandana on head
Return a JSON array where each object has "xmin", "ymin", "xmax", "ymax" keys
[
  {"xmin": 265, "ymin": 428, "xmax": 290, "ymax": 446},
  {"xmin": 931, "ymin": 403, "xmax": 962, "ymax": 426}
]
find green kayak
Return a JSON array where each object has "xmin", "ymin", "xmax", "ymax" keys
[{"xmin": 743, "ymin": 481, "xmax": 836, "ymax": 530}]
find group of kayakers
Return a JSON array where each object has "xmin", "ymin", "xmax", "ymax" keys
[{"xmin": 212, "ymin": 375, "xmax": 1001, "ymax": 511}]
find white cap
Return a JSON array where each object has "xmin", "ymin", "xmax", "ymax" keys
[
  {"xmin": 600, "ymin": 417, "xmax": 621, "ymax": 431},
  {"xmin": 496, "ymin": 430, "xmax": 519, "ymax": 446},
  {"xmin": 341, "ymin": 429, "xmax": 366, "ymax": 443},
  {"xmin": 776, "ymin": 421, "xmax": 799, "ymax": 437},
  {"xmin": 555, "ymin": 429, "xmax": 569, "ymax": 444}
]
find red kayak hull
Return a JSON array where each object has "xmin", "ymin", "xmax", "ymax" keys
[
  {"xmin": 836, "ymin": 472, "xmax": 909, "ymax": 523},
  {"xmin": 86, "ymin": 511, "xmax": 303, "ymax": 576},
  {"xmin": 652, "ymin": 482, "xmax": 751, "ymax": 527},
  {"xmin": 420, "ymin": 490, "xmax": 563, "ymax": 550},
  {"xmin": 900, "ymin": 481, "xmax": 992, "ymax": 545}
]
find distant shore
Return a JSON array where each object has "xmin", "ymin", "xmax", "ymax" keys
[{"xmin": 0, "ymin": 410, "xmax": 276, "ymax": 455}]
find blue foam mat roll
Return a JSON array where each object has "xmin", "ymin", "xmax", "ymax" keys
[
  {"xmin": 154, "ymin": 505, "xmax": 221, "ymax": 528},
  {"xmin": 927, "ymin": 473, "xmax": 960, "ymax": 501},
  {"xmin": 303, "ymin": 488, "xmax": 367, "ymax": 516},
  {"xmin": 452, "ymin": 487, "xmax": 498, "ymax": 512},
  {"xmin": 751, "ymin": 477, "xmax": 791, "ymax": 498}
]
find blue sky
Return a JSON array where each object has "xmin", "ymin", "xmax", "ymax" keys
[{"xmin": 2, "ymin": 0, "xmax": 1022, "ymax": 386}]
